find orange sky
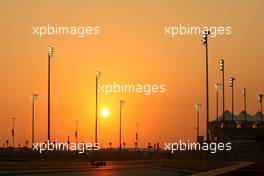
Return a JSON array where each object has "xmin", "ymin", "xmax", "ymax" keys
[{"xmin": 0, "ymin": 0, "xmax": 264, "ymax": 148}]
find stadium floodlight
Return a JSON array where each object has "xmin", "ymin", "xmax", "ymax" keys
[
  {"xmin": 229, "ymin": 77, "xmax": 235, "ymax": 87},
  {"xmin": 11, "ymin": 117, "xmax": 16, "ymax": 148},
  {"xmin": 95, "ymin": 71, "xmax": 101, "ymax": 143},
  {"xmin": 96, "ymin": 71, "xmax": 101, "ymax": 80},
  {"xmin": 218, "ymin": 59, "xmax": 225, "ymax": 121},
  {"xmin": 48, "ymin": 46, "xmax": 54, "ymax": 57},
  {"xmin": 118, "ymin": 100, "xmax": 125, "ymax": 151},
  {"xmin": 258, "ymin": 94, "xmax": 263, "ymax": 122},
  {"xmin": 214, "ymin": 83, "xmax": 222, "ymax": 121},
  {"xmin": 195, "ymin": 104, "xmax": 202, "ymax": 138},
  {"xmin": 242, "ymin": 88, "xmax": 247, "ymax": 121},
  {"xmin": 201, "ymin": 30, "xmax": 210, "ymax": 142},
  {"xmin": 229, "ymin": 77, "xmax": 236, "ymax": 121},
  {"xmin": 31, "ymin": 93, "xmax": 38, "ymax": 147},
  {"xmin": 47, "ymin": 46, "xmax": 54, "ymax": 142},
  {"xmin": 219, "ymin": 59, "xmax": 224, "ymax": 71},
  {"xmin": 75, "ymin": 120, "xmax": 78, "ymax": 144}
]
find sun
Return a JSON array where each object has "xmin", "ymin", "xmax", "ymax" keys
[{"xmin": 101, "ymin": 108, "xmax": 109, "ymax": 118}]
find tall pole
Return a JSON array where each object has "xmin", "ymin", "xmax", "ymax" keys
[
  {"xmin": 258, "ymin": 94, "xmax": 263, "ymax": 122},
  {"xmin": 119, "ymin": 100, "xmax": 125, "ymax": 151},
  {"xmin": 95, "ymin": 75, "xmax": 98, "ymax": 143},
  {"xmin": 197, "ymin": 109, "xmax": 200, "ymax": 136},
  {"xmin": 31, "ymin": 94, "xmax": 38, "ymax": 146},
  {"xmin": 229, "ymin": 77, "xmax": 235, "ymax": 121},
  {"xmin": 201, "ymin": 30, "xmax": 210, "ymax": 142},
  {"xmin": 47, "ymin": 46, "xmax": 54, "ymax": 142},
  {"xmin": 261, "ymin": 101, "xmax": 263, "ymax": 122},
  {"xmin": 75, "ymin": 120, "xmax": 78, "ymax": 144},
  {"xmin": 195, "ymin": 104, "xmax": 202, "ymax": 141},
  {"xmin": 214, "ymin": 83, "xmax": 222, "ymax": 121},
  {"xmin": 95, "ymin": 71, "xmax": 101, "ymax": 144},
  {"xmin": 232, "ymin": 86, "xmax": 234, "ymax": 121},
  {"xmin": 216, "ymin": 90, "xmax": 218, "ymax": 121},
  {"xmin": 32, "ymin": 99, "xmax": 35, "ymax": 145},
  {"xmin": 242, "ymin": 88, "xmax": 246, "ymax": 121},
  {"xmin": 219, "ymin": 60, "xmax": 225, "ymax": 121},
  {"xmin": 206, "ymin": 36, "xmax": 209, "ymax": 141},
  {"xmin": 48, "ymin": 51, "xmax": 50, "ymax": 142},
  {"xmin": 136, "ymin": 123, "xmax": 139, "ymax": 148},
  {"xmin": 119, "ymin": 103, "xmax": 122, "ymax": 150},
  {"xmin": 11, "ymin": 117, "xmax": 15, "ymax": 148},
  {"xmin": 222, "ymin": 68, "xmax": 225, "ymax": 121}
]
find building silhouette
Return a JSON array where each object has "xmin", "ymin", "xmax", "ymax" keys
[{"xmin": 209, "ymin": 110, "xmax": 264, "ymax": 142}]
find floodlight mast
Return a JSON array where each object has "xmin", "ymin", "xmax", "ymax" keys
[
  {"xmin": 31, "ymin": 93, "xmax": 38, "ymax": 147},
  {"xmin": 219, "ymin": 59, "xmax": 225, "ymax": 121},
  {"xmin": 242, "ymin": 88, "xmax": 247, "ymax": 121},
  {"xmin": 11, "ymin": 117, "xmax": 16, "ymax": 148},
  {"xmin": 195, "ymin": 104, "xmax": 202, "ymax": 139},
  {"xmin": 258, "ymin": 94, "xmax": 263, "ymax": 121},
  {"xmin": 47, "ymin": 46, "xmax": 54, "ymax": 142},
  {"xmin": 229, "ymin": 77, "xmax": 236, "ymax": 121},
  {"xmin": 201, "ymin": 30, "xmax": 210, "ymax": 142},
  {"xmin": 214, "ymin": 83, "xmax": 222, "ymax": 121},
  {"xmin": 119, "ymin": 100, "xmax": 125, "ymax": 151},
  {"xmin": 95, "ymin": 71, "xmax": 101, "ymax": 144}
]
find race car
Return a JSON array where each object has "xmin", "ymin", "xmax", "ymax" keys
[{"xmin": 91, "ymin": 159, "xmax": 106, "ymax": 166}]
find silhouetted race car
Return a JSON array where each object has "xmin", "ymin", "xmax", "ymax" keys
[{"xmin": 91, "ymin": 159, "xmax": 106, "ymax": 166}]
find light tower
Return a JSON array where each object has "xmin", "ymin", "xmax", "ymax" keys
[
  {"xmin": 257, "ymin": 94, "xmax": 263, "ymax": 122},
  {"xmin": 118, "ymin": 100, "xmax": 125, "ymax": 151},
  {"xmin": 219, "ymin": 59, "xmax": 225, "ymax": 121},
  {"xmin": 75, "ymin": 120, "xmax": 78, "ymax": 144},
  {"xmin": 242, "ymin": 88, "xmax": 247, "ymax": 121},
  {"xmin": 11, "ymin": 117, "xmax": 16, "ymax": 148},
  {"xmin": 31, "ymin": 93, "xmax": 38, "ymax": 146},
  {"xmin": 136, "ymin": 123, "xmax": 139, "ymax": 149},
  {"xmin": 195, "ymin": 104, "xmax": 202, "ymax": 140},
  {"xmin": 229, "ymin": 77, "xmax": 236, "ymax": 121},
  {"xmin": 201, "ymin": 30, "xmax": 210, "ymax": 142},
  {"xmin": 214, "ymin": 83, "xmax": 222, "ymax": 121},
  {"xmin": 47, "ymin": 46, "xmax": 54, "ymax": 142},
  {"xmin": 95, "ymin": 71, "xmax": 101, "ymax": 143}
]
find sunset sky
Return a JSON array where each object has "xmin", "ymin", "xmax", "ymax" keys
[{"xmin": 0, "ymin": 0, "xmax": 264, "ymax": 147}]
